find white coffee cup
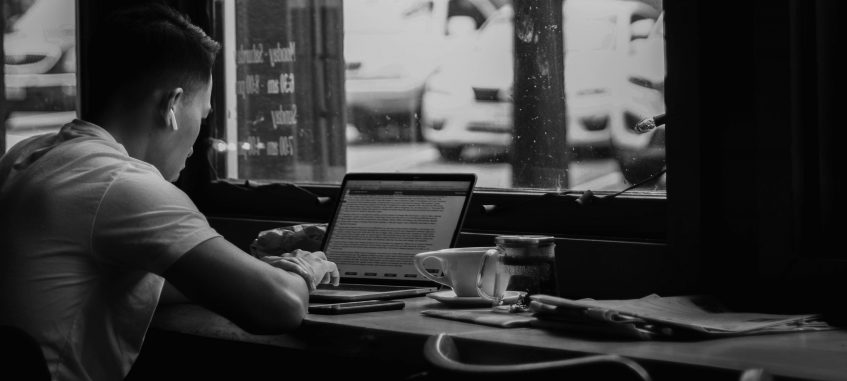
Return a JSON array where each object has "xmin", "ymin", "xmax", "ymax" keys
[{"xmin": 413, "ymin": 247, "xmax": 497, "ymax": 297}]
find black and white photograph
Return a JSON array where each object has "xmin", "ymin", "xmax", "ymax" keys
[{"xmin": 1, "ymin": 0, "xmax": 845, "ymax": 380}]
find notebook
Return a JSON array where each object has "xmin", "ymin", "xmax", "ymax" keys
[{"xmin": 310, "ymin": 173, "xmax": 477, "ymax": 302}]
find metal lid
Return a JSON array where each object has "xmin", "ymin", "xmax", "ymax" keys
[{"xmin": 495, "ymin": 235, "xmax": 555, "ymax": 246}]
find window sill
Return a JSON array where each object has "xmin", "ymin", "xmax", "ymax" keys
[{"xmin": 197, "ymin": 180, "xmax": 668, "ymax": 243}]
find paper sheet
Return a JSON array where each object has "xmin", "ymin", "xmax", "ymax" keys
[{"xmin": 530, "ymin": 294, "xmax": 832, "ymax": 337}]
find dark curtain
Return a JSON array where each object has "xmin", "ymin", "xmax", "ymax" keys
[
  {"xmin": 776, "ymin": 0, "xmax": 847, "ymax": 317},
  {"xmin": 667, "ymin": 0, "xmax": 847, "ymax": 318},
  {"xmin": 1, "ymin": 3, "xmax": 6, "ymax": 156},
  {"xmin": 789, "ymin": 0, "xmax": 845, "ymax": 262}
]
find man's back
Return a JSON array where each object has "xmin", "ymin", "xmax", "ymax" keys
[{"xmin": 0, "ymin": 120, "xmax": 219, "ymax": 380}]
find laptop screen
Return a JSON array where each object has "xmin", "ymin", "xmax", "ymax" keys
[{"xmin": 322, "ymin": 174, "xmax": 475, "ymax": 282}]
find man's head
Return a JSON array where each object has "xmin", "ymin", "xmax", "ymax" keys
[{"xmin": 89, "ymin": 4, "xmax": 220, "ymax": 181}]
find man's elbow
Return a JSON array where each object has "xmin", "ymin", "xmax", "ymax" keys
[
  {"xmin": 239, "ymin": 282, "xmax": 309, "ymax": 335},
  {"xmin": 240, "ymin": 305, "xmax": 306, "ymax": 335}
]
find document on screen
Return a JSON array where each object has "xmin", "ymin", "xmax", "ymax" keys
[{"xmin": 323, "ymin": 180, "xmax": 469, "ymax": 280}]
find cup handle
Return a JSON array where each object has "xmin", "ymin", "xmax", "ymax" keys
[
  {"xmin": 413, "ymin": 251, "xmax": 450, "ymax": 287},
  {"xmin": 476, "ymin": 248, "xmax": 500, "ymax": 301}
]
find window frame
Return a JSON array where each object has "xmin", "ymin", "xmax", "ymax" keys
[{"xmin": 190, "ymin": 180, "xmax": 668, "ymax": 241}]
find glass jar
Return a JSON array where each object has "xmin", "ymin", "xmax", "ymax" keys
[{"xmin": 477, "ymin": 235, "xmax": 557, "ymax": 305}]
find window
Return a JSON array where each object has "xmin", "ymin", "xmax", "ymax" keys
[
  {"xmin": 2, "ymin": 0, "xmax": 77, "ymax": 153},
  {"xmin": 210, "ymin": 0, "xmax": 666, "ymax": 193}
]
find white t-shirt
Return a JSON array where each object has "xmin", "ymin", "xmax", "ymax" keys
[{"xmin": 0, "ymin": 120, "xmax": 220, "ymax": 381}]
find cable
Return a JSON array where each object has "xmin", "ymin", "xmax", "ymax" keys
[
  {"xmin": 576, "ymin": 167, "xmax": 667, "ymax": 205},
  {"xmin": 480, "ymin": 190, "xmax": 580, "ymax": 215}
]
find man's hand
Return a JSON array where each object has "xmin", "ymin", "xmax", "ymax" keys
[
  {"xmin": 260, "ymin": 249, "xmax": 340, "ymax": 291},
  {"xmin": 250, "ymin": 224, "xmax": 326, "ymax": 258}
]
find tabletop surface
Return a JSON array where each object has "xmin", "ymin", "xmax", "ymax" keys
[{"xmin": 152, "ymin": 296, "xmax": 847, "ymax": 381}]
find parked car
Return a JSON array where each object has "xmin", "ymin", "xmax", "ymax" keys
[
  {"xmin": 420, "ymin": 0, "xmax": 661, "ymax": 161},
  {"xmin": 344, "ymin": 0, "xmax": 499, "ymax": 142},
  {"xmin": 3, "ymin": 0, "xmax": 76, "ymax": 112}
]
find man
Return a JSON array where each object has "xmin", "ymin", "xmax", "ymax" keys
[{"xmin": 0, "ymin": 4, "xmax": 339, "ymax": 380}]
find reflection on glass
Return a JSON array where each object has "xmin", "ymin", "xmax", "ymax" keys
[
  {"xmin": 227, "ymin": 0, "xmax": 345, "ymax": 183},
  {"xmin": 217, "ymin": 0, "xmax": 665, "ymax": 192}
]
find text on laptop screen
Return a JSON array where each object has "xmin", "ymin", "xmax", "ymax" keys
[{"xmin": 324, "ymin": 179, "xmax": 472, "ymax": 281}]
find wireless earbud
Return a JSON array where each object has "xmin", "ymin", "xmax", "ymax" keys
[{"xmin": 169, "ymin": 109, "xmax": 179, "ymax": 131}]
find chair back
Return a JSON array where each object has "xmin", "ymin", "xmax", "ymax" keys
[{"xmin": 422, "ymin": 333, "xmax": 652, "ymax": 381}]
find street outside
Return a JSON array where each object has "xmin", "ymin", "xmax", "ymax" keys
[{"xmin": 347, "ymin": 139, "xmax": 627, "ymax": 191}]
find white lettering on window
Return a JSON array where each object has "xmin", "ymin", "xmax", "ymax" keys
[
  {"xmin": 271, "ymin": 104, "xmax": 298, "ymax": 128},
  {"xmin": 267, "ymin": 73, "xmax": 295, "ymax": 95},
  {"xmin": 236, "ymin": 74, "xmax": 261, "ymax": 99},
  {"xmin": 279, "ymin": 136, "xmax": 295, "ymax": 156},
  {"xmin": 269, "ymin": 42, "xmax": 296, "ymax": 67},
  {"xmin": 236, "ymin": 43, "xmax": 265, "ymax": 64}
]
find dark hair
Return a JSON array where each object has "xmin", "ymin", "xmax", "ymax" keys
[{"xmin": 88, "ymin": 3, "xmax": 220, "ymax": 118}]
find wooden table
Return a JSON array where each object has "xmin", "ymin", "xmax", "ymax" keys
[{"xmin": 141, "ymin": 297, "xmax": 847, "ymax": 381}]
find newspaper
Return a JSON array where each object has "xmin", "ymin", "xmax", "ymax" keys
[{"xmin": 529, "ymin": 294, "xmax": 832, "ymax": 339}]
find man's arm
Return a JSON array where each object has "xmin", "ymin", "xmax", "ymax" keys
[{"xmin": 162, "ymin": 237, "xmax": 310, "ymax": 334}]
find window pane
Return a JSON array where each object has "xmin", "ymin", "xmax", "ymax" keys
[
  {"xmin": 3, "ymin": 0, "xmax": 77, "ymax": 152},
  {"xmin": 214, "ymin": 0, "xmax": 666, "ymax": 192}
]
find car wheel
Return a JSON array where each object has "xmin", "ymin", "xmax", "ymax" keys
[{"xmin": 437, "ymin": 145, "xmax": 464, "ymax": 161}]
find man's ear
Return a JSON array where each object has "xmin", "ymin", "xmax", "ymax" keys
[{"xmin": 158, "ymin": 88, "xmax": 184, "ymax": 129}]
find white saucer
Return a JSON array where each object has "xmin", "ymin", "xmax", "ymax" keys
[{"xmin": 427, "ymin": 290, "xmax": 522, "ymax": 307}]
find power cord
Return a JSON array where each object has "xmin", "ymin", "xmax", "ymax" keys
[
  {"xmin": 481, "ymin": 166, "xmax": 667, "ymax": 215},
  {"xmin": 576, "ymin": 166, "xmax": 667, "ymax": 205}
]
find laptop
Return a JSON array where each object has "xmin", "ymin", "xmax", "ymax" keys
[{"xmin": 310, "ymin": 173, "xmax": 477, "ymax": 302}]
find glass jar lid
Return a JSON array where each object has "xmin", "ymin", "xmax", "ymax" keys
[{"xmin": 495, "ymin": 235, "xmax": 555, "ymax": 246}]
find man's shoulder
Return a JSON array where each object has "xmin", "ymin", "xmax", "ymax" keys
[
  {"xmin": 1, "ymin": 135, "xmax": 129, "ymax": 198},
  {"xmin": 2, "ymin": 123, "xmax": 152, "ymax": 180},
  {"xmin": 102, "ymin": 162, "xmax": 192, "ymax": 212},
  {"xmin": 39, "ymin": 139, "xmax": 161, "ymax": 190},
  {"xmin": 108, "ymin": 163, "xmax": 176, "ymax": 194},
  {"xmin": 44, "ymin": 131, "xmax": 163, "ymax": 185}
]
